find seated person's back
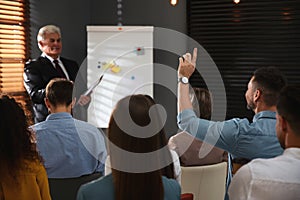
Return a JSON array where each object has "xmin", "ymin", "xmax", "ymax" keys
[
  {"xmin": 229, "ymin": 85, "xmax": 300, "ymax": 200},
  {"xmin": 77, "ymin": 174, "xmax": 179, "ymax": 200},
  {"xmin": 77, "ymin": 94, "xmax": 181, "ymax": 200},
  {"xmin": 169, "ymin": 87, "xmax": 226, "ymax": 166},
  {"xmin": 32, "ymin": 78, "xmax": 107, "ymax": 178},
  {"xmin": 104, "ymin": 149, "xmax": 182, "ymax": 183},
  {"xmin": 0, "ymin": 95, "xmax": 51, "ymax": 200}
]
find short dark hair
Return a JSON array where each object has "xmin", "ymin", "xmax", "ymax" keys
[
  {"xmin": 252, "ymin": 67, "xmax": 286, "ymax": 106},
  {"xmin": 45, "ymin": 78, "xmax": 74, "ymax": 107},
  {"xmin": 277, "ymin": 85, "xmax": 300, "ymax": 135}
]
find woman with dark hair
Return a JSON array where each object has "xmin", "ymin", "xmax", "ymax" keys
[
  {"xmin": 169, "ymin": 87, "xmax": 226, "ymax": 166},
  {"xmin": 104, "ymin": 98, "xmax": 182, "ymax": 182},
  {"xmin": 0, "ymin": 95, "xmax": 51, "ymax": 200},
  {"xmin": 77, "ymin": 94, "xmax": 181, "ymax": 200}
]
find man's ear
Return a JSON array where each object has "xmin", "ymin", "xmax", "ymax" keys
[
  {"xmin": 281, "ymin": 116, "xmax": 288, "ymax": 133},
  {"xmin": 44, "ymin": 98, "xmax": 51, "ymax": 109},
  {"xmin": 253, "ymin": 89, "xmax": 262, "ymax": 103},
  {"xmin": 71, "ymin": 97, "xmax": 76, "ymax": 108},
  {"xmin": 278, "ymin": 114, "xmax": 288, "ymax": 132},
  {"xmin": 38, "ymin": 40, "xmax": 44, "ymax": 48}
]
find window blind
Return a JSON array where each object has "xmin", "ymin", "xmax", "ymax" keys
[
  {"xmin": 187, "ymin": 0, "xmax": 300, "ymax": 120},
  {"xmin": 0, "ymin": 0, "xmax": 31, "ymax": 120}
]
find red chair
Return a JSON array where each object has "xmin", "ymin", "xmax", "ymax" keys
[{"xmin": 181, "ymin": 193, "xmax": 194, "ymax": 200}]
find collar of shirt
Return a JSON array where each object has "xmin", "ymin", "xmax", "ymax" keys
[
  {"xmin": 41, "ymin": 52, "xmax": 62, "ymax": 66},
  {"xmin": 46, "ymin": 112, "xmax": 72, "ymax": 121},
  {"xmin": 283, "ymin": 148, "xmax": 300, "ymax": 160},
  {"xmin": 253, "ymin": 110, "xmax": 276, "ymax": 122},
  {"xmin": 41, "ymin": 53, "xmax": 70, "ymax": 80}
]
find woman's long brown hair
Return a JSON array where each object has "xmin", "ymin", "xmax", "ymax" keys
[
  {"xmin": 0, "ymin": 95, "xmax": 42, "ymax": 182},
  {"xmin": 108, "ymin": 94, "xmax": 174, "ymax": 200}
]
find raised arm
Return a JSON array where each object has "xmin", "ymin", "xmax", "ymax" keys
[{"xmin": 178, "ymin": 48, "xmax": 197, "ymax": 113}]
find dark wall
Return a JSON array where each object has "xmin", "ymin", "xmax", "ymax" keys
[
  {"xmin": 89, "ymin": 0, "xmax": 186, "ymax": 32},
  {"xmin": 29, "ymin": 0, "xmax": 186, "ymax": 136},
  {"xmin": 29, "ymin": 0, "xmax": 91, "ymax": 64}
]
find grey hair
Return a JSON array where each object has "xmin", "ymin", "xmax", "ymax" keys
[{"xmin": 37, "ymin": 25, "xmax": 61, "ymax": 50}]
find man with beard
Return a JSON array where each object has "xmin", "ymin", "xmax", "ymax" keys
[
  {"xmin": 177, "ymin": 49, "xmax": 287, "ymax": 199},
  {"xmin": 228, "ymin": 85, "xmax": 300, "ymax": 200},
  {"xmin": 177, "ymin": 48, "xmax": 286, "ymax": 161}
]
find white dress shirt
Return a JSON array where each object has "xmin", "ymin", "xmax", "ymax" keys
[
  {"xmin": 41, "ymin": 53, "xmax": 70, "ymax": 80},
  {"xmin": 228, "ymin": 148, "xmax": 300, "ymax": 200}
]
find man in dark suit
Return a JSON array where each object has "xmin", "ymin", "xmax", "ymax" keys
[{"xmin": 24, "ymin": 25, "xmax": 90, "ymax": 123}]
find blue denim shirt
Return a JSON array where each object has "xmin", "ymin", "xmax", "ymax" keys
[
  {"xmin": 177, "ymin": 109, "xmax": 283, "ymax": 159},
  {"xmin": 32, "ymin": 112, "xmax": 107, "ymax": 178}
]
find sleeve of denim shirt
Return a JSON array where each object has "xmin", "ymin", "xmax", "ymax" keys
[{"xmin": 177, "ymin": 109, "xmax": 240, "ymax": 154}]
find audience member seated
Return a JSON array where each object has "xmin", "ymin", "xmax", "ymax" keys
[
  {"xmin": 169, "ymin": 87, "xmax": 226, "ymax": 166},
  {"xmin": 177, "ymin": 49, "xmax": 286, "ymax": 199},
  {"xmin": 0, "ymin": 95, "xmax": 51, "ymax": 200},
  {"xmin": 105, "ymin": 135, "xmax": 181, "ymax": 183},
  {"xmin": 229, "ymin": 85, "xmax": 300, "ymax": 200},
  {"xmin": 104, "ymin": 149, "xmax": 182, "ymax": 183},
  {"xmin": 31, "ymin": 78, "xmax": 107, "ymax": 178},
  {"xmin": 77, "ymin": 94, "xmax": 181, "ymax": 200},
  {"xmin": 178, "ymin": 49, "xmax": 286, "ymax": 163}
]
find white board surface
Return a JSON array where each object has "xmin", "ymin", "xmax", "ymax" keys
[{"xmin": 86, "ymin": 26, "xmax": 154, "ymax": 128}]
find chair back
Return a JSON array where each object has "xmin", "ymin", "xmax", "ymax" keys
[
  {"xmin": 48, "ymin": 173, "xmax": 102, "ymax": 200},
  {"xmin": 181, "ymin": 193, "xmax": 194, "ymax": 200},
  {"xmin": 181, "ymin": 162, "xmax": 227, "ymax": 200}
]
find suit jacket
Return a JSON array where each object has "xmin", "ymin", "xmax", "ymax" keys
[{"xmin": 24, "ymin": 56, "xmax": 82, "ymax": 123}]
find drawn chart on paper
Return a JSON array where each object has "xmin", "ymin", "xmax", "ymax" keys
[{"xmin": 86, "ymin": 26, "xmax": 153, "ymax": 128}]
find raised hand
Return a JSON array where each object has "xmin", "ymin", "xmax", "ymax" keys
[{"xmin": 178, "ymin": 48, "xmax": 197, "ymax": 78}]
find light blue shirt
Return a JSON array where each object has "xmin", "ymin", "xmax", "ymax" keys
[
  {"xmin": 77, "ymin": 174, "xmax": 181, "ymax": 200},
  {"xmin": 177, "ymin": 109, "xmax": 283, "ymax": 159},
  {"xmin": 32, "ymin": 112, "xmax": 107, "ymax": 178}
]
